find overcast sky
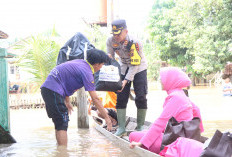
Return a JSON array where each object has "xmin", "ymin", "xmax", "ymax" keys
[{"xmin": 1, "ymin": 0, "xmax": 153, "ymax": 40}]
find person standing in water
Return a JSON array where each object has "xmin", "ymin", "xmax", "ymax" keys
[
  {"xmin": 106, "ymin": 19, "xmax": 148, "ymax": 136},
  {"xmin": 41, "ymin": 49, "xmax": 112, "ymax": 146}
]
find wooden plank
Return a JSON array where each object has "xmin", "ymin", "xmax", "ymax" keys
[
  {"xmin": 94, "ymin": 123, "xmax": 161, "ymax": 157},
  {"xmin": 77, "ymin": 87, "xmax": 89, "ymax": 128}
]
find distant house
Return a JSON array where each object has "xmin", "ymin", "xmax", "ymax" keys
[
  {"xmin": 1, "ymin": 35, "xmax": 34, "ymax": 93},
  {"xmin": 7, "ymin": 55, "xmax": 35, "ymax": 93},
  {"xmin": 0, "ymin": 31, "xmax": 9, "ymax": 39}
]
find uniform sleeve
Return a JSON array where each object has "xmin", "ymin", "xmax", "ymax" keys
[
  {"xmin": 135, "ymin": 39, "xmax": 144, "ymax": 58},
  {"xmin": 125, "ymin": 66, "xmax": 139, "ymax": 81},
  {"xmin": 106, "ymin": 38, "xmax": 115, "ymax": 59},
  {"xmin": 139, "ymin": 97, "xmax": 178, "ymax": 149}
]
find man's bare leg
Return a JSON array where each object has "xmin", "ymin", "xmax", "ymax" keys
[{"xmin": 55, "ymin": 130, "xmax": 67, "ymax": 146}]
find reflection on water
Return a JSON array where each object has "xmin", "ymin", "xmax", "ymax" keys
[
  {"xmin": 188, "ymin": 86, "xmax": 232, "ymax": 137},
  {"xmin": 0, "ymin": 86, "xmax": 231, "ymax": 157},
  {"xmin": 0, "ymin": 109, "xmax": 140, "ymax": 157},
  {"xmin": 202, "ymin": 120, "xmax": 232, "ymax": 137}
]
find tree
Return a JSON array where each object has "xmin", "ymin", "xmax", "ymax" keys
[
  {"xmin": 143, "ymin": 39, "xmax": 161, "ymax": 80},
  {"xmin": 148, "ymin": 0, "xmax": 232, "ymax": 80},
  {"xmin": 84, "ymin": 24, "xmax": 108, "ymax": 52},
  {"xmin": 15, "ymin": 27, "xmax": 62, "ymax": 90}
]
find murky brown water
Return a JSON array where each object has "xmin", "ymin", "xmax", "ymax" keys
[
  {"xmin": 0, "ymin": 108, "xmax": 140, "ymax": 157},
  {"xmin": 0, "ymin": 86, "xmax": 231, "ymax": 157}
]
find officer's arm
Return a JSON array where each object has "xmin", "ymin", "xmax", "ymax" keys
[
  {"xmin": 125, "ymin": 66, "xmax": 139, "ymax": 81},
  {"xmin": 106, "ymin": 38, "xmax": 115, "ymax": 59},
  {"xmin": 135, "ymin": 40, "xmax": 143, "ymax": 56}
]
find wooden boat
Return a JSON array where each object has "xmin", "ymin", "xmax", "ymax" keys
[{"xmin": 91, "ymin": 111, "xmax": 161, "ymax": 157}]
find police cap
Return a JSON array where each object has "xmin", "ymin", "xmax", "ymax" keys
[{"xmin": 111, "ymin": 19, "xmax": 127, "ymax": 35}]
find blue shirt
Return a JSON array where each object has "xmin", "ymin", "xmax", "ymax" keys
[
  {"xmin": 222, "ymin": 82, "xmax": 232, "ymax": 96},
  {"xmin": 41, "ymin": 59, "xmax": 95, "ymax": 97}
]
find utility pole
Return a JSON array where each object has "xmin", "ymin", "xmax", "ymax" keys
[
  {"xmin": 107, "ymin": 0, "xmax": 120, "ymax": 28},
  {"xmin": 107, "ymin": 0, "xmax": 114, "ymax": 28}
]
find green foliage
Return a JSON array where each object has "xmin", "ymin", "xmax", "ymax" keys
[
  {"xmin": 84, "ymin": 25, "xmax": 108, "ymax": 52},
  {"xmin": 13, "ymin": 25, "xmax": 109, "ymax": 91},
  {"xmin": 143, "ymin": 40, "xmax": 161, "ymax": 80},
  {"xmin": 15, "ymin": 27, "xmax": 61, "ymax": 89},
  {"xmin": 148, "ymin": 0, "xmax": 232, "ymax": 78}
]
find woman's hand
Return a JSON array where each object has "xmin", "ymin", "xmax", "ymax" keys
[{"xmin": 129, "ymin": 141, "xmax": 142, "ymax": 149}]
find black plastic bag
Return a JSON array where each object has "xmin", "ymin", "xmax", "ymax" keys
[
  {"xmin": 161, "ymin": 117, "xmax": 202, "ymax": 151},
  {"xmin": 56, "ymin": 32, "xmax": 95, "ymax": 65},
  {"xmin": 200, "ymin": 130, "xmax": 232, "ymax": 157},
  {"xmin": 94, "ymin": 59, "xmax": 122, "ymax": 91}
]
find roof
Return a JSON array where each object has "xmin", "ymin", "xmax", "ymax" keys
[{"xmin": 0, "ymin": 31, "xmax": 9, "ymax": 39}]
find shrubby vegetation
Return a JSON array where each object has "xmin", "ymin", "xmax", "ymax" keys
[
  {"xmin": 14, "ymin": 0, "xmax": 232, "ymax": 86},
  {"xmin": 147, "ymin": 0, "xmax": 232, "ymax": 80},
  {"xmin": 14, "ymin": 27, "xmax": 62, "ymax": 88},
  {"xmin": 13, "ymin": 25, "xmax": 109, "ymax": 89},
  {"xmin": 84, "ymin": 24, "xmax": 109, "ymax": 52}
]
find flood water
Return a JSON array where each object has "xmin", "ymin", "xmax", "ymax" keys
[{"xmin": 0, "ymin": 86, "xmax": 231, "ymax": 157}]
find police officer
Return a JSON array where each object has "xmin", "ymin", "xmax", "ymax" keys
[{"xmin": 106, "ymin": 19, "xmax": 148, "ymax": 136}]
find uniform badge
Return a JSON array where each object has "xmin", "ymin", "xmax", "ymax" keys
[
  {"xmin": 135, "ymin": 43, "xmax": 139, "ymax": 51},
  {"xmin": 129, "ymin": 49, "xmax": 134, "ymax": 57},
  {"xmin": 123, "ymin": 40, "xmax": 128, "ymax": 46},
  {"xmin": 113, "ymin": 26, "xmax": 117, "ymax": 30},
  {"xmin": 112, "ymin": 43, "xmax": 119, "ymax": 48}
]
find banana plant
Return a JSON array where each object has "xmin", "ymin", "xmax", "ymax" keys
[{"xmin": 14, "ymin": 27, "xmax": 62, "ymax": 91}]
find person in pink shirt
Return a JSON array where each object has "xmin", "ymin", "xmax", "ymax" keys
[
  {"xmin": 159, "ymin": 137, "xmax": 204, "ymax": 157},
  {"xmin": 129, "ymin": 67, "xmax": 204, "ymax": 154}
]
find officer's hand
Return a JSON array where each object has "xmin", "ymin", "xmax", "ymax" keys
[{"xmin": 117, "ymin": 80, "xmax": 127, "ymax": 92}]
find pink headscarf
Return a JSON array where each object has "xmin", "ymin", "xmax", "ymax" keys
[
  {"xmin": 131, "ymin": 67, "xmax": 204, "ymax": 153},
  {"xmin": 160, "ymin": 67, "xmax": 191, "ymax": 92}
]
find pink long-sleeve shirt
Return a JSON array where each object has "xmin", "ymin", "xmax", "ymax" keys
[{"xmin": 140, "ymin": 67, "xmax": 204, "ymax": 149}]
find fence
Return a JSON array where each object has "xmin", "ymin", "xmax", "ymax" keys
[
  {"xmin": 9, "ymin": 93, "xmax": 77, "ymax": 109},
  {"xmin": 209, "ymin": 71, "xmax": 223, "ymax": 87}
]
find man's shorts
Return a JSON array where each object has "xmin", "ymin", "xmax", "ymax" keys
[{"xmin": 41, "ymin": 87, "xmax": 69, "ymax": 131}]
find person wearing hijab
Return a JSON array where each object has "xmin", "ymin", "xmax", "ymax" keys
[{"xmin": 129, "ymin": 67, "xmax": 204, "ymax": 154}]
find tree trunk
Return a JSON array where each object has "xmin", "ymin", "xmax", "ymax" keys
[{"xmin": 76, "ymin": 87, "xmax": 89, "ymax": 128}]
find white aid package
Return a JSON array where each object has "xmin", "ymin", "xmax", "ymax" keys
[{"xmin": 99, "ymin": 65, "xmax": 120, "ymax": 82}]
